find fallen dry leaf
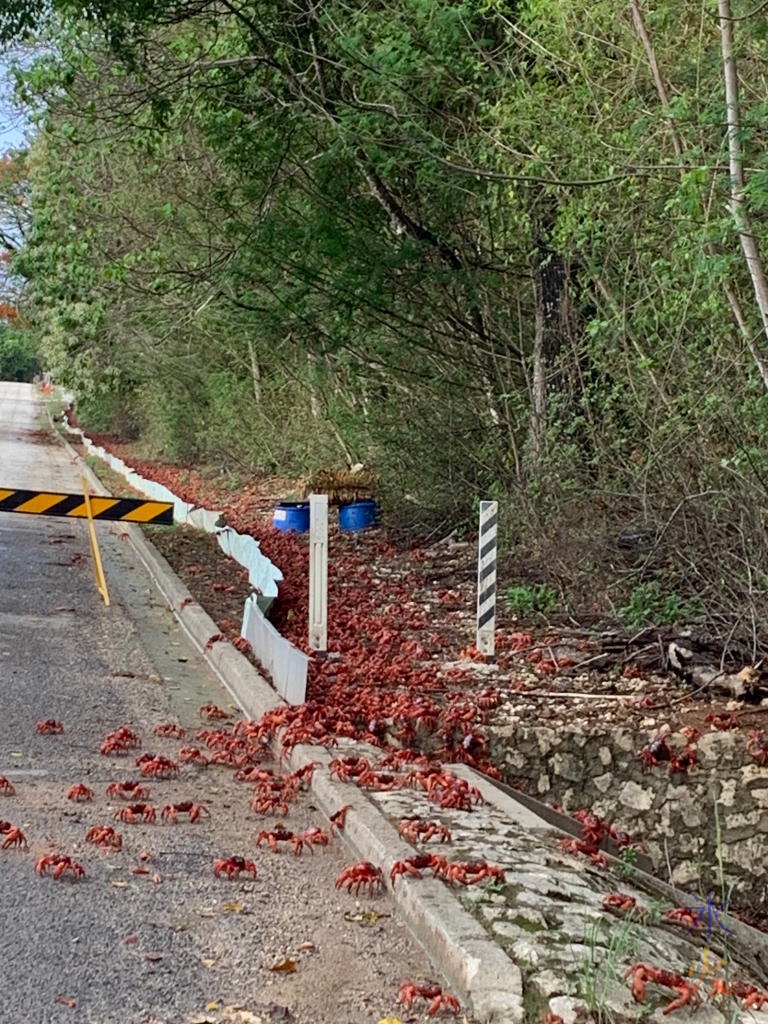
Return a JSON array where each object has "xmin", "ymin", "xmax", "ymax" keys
[
  {"xmin": 196, "ymin": 906, "xmax": 216, "ymax": 918},
  {"xmin": 132, "ymin": 866, "xmax": 150, "ymax": 875},
  {"xmin": 205, "ymin": 1002, "xmax": 220, "ymax": 1011},
  {"xmin": 152, "ymin": 873, "xmax": 163, "ymax": 883},
  {"xmin": 145, "ymin": 952, "xmax": 164, "ymax": 962},
  {"xmin": 221, "ymin": 900, "xmax": 244, "ymax": 913},
  {"xmin": 344, "ymin": 910, "xmax": 391, "ymax": 926},
  {"xmin": 111, "ymin": 880, "xmax": 128, "ymax": 888},
  {"xmin": 124, "ymin": 934, "xmax": 139, "ymax": 944},
  {"xmin": 56, "ymin": 997, "xmax": 77, "ymax": 1008},
  {"xmin": 296, "ymin": 941, "xmax": 316, "ymax": 951},
  {"xmin": 268, "ymin": 959, "xmax": 298, "ymax": 973},
  {"xmin": 219, "ymin": 1009, "xmax": 263, "ymax": 1024}
]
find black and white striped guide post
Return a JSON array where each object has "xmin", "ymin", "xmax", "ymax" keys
[{"xmin": 476, "ymin": 500, "xmax": 498, "ymax": 657}]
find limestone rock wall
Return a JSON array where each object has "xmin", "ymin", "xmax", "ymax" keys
[{"xmin": 487, "ymin": 724, "xmax": 768, "ymax": 906}]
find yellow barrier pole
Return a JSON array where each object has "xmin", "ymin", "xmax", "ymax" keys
[{"xmin": 82, "ymin": 475, "xmax": 110, "ymax": 606}]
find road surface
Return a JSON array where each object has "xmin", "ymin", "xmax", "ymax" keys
[{"xmin": 0, "ymin": 382, "xmax": 423, "ymax": 1024}]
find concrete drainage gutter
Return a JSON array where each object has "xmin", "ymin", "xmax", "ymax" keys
[{"xmin": 58, "ymin": 429, "xmax": 524, "ymax": 1022}]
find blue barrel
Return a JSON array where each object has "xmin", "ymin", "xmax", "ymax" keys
[
  {"xmin": 273, "ymin": 501, "xmax": 310, "ymax": 532},
  {"xmin": 339, "ymin": 500, "xmax": 379, "ymax": 532}
]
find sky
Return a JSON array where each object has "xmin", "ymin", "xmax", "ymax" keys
[{"xmin": 0, "ymin": 52, "xmax": 30, "ymax": 153}]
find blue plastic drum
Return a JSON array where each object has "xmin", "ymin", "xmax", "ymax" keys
[
  {"xmin": 273, "ymin": 501, "xmax": 310, "ymax": 532},
  {"xmin": 339, "ymin": 500, "xmax": 379, "ymax": 532}
]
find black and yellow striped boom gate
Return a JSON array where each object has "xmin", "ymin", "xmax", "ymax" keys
[
  {"xmin": 0, "ymin": 483, "xmax": 174, "ymax": 607},
  {"xmin": 0, "ymin": 488, "xmax": 174, "ymax": 524}
]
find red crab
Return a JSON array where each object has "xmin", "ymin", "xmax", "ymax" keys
[
  {"xmin": 114, "ymin": 803, "xmax": 157, "ymax": 823},
  {"xmin": 476, "ymin": 688, "xmax": 501, "ymax": 710},
  {"xmin": 438, "ymin": 860, "xmax": 506, "ymax": 886},
  {"xmin": 727, "ymin": 981, "xmax": 768, "ymax": 1010},
  {"xmin": 153, "ymin": 723, "xmax": 186, "ymax": 738},
  {"xmin": 328, "ymin": 756, "xmax": 371, "ymax": 782},
  {"xmin": 1, "ymin": 826, "xmax": 26, "ymax": 848},
  {"xmin": 106, "ymin": 780, "xmax": 150, "ymax": 801},
  {"xmin": 639, "ymin": 735, "xmax": 696, "ymax": 773},
  {"xmin": 390, "ymin": 854, "xmax": 449, "ymax": 884},
  {"xmin": 213, "ymin": 856, "xmax": 257, "ymax": 879},
  {"xmin": 36, "ymin": 854, "xmax": 85, "ymax": 879},
  {"xmin": 292, "ymin": 827, "xmax": 330, "ymax": 855},
  {"xmin": 161, "ymin": 802, "xmax": 210, "ymax": 823},
  {"xmin": 335, "ymin": 861, "xmax": 385, "ymax": 896},
  {"xmin": 199, "ymin": 702, "xmax": 230, "ymax": 719},
  {"xmin": 423, "ymin": 773, "xmax": 484, "ymax": 812},
  {"xmin": 663, "ymin": 907, "xmax": 701, "ymax": 930},
  {"xmin": 746, "ymin": 730, "xmax": 768, "ymax": 766},
  {"xmin": 573, "ymin": 810, "xmax": 608, "ymax": 846},
  {"xmin": 668, "ymin": 744, "xmax": 697, "ymax": 773},
  {"xmin": 36, "ymin": 719, "xmax": 64, "ymax": 735},
  {"xmin": 85, "ymin": 825, "xmax": 122, "ymax": 850},
  {"xmin": 236, "ymin": 766, "xmax": 275, "ymax": 784},
  {"xmin": 0, "ymin": 777, "xmax": 15, "ymax": 795},
  {"xmin": 356, "ymin": 769, "xmax": 402, "ymax": 791},
  {"xmin": 67, "ymin": 784, "xmax": 94, "ymax": 802},
  {"xmin": 178, "ymin": 747, "xmax": 209, "ymax": 766},
  {"xmin": 256, "ymin": 826, "xmax": 295, "ymax": 852},
  {"xmin": 251, "ymin": 792, "xmax": 290, "ymax": 816},
  {"xmin": 288, "ymin": 762, "xmax": 321, "ymax": 789},
  {"xmin": 232, "ymin": 637, "xmax": 252, "ymax": 654},
  {"xmin": 603, "ymin": 892, "xmax": 645, "ymax": 915},
  {"xmin": 559, "ymin": 838, "xmax": 609, "ymax": 868},
  {"xmin": 639, "ymin": 736, "xmax": 672, "ymax": 769},
  {"xmin": 705, "ymin": 713, "xmax": 740, "ymax": 731},
  {"xmin": 137, "ymin": 756, "xmax": 179, "ymax": 779},
  {"xmin": 100, "ymin": 726, "xmax": 141, "ymax": 755},
  {"xmin": 398, "ymin": 817, "xmax": 452, "ymax": 845},
  {"xmin": 624, "ymin": 963, "xmax": 701, "ymax": 1015},
  {"xmin": 397, "ymin": 981, "xmax": 461, "ymax": 1015},
  {"xmin": 329, "ymin": 804, "xmax": 352, "ymax": 831}
]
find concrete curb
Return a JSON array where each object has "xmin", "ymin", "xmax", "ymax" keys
[
  {"xmin": 51, "ymin": 414, "xmax": 523, "ymax": 1022},
  {"xmin": 284, "ymin": 743, "xmax": 525, "ymax": 1023}
]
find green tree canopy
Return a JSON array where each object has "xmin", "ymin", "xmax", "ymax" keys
[{"xmin": 9, "ymin": 0, "xmax": 768, "ymax": 637}]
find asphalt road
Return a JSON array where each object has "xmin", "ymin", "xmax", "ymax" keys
[{"xmin": 0, "ymin": 384, "xmax": 424, "ymax": 1024}]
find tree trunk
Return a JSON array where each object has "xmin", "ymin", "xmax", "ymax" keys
[
  {"xmin": 719, "ymin": 0, "xmax": 768, "ymax": 392},
  {"xmin": 631, "ymin": 0, "xmax": 768, "ymax": 392},
  {"xmin": 529, "ymin": 202, "xmax": 571, "ymax": 465},
  {"xmin": 246, "ymin": 336, "xmax": 262, "ymax": 404}
]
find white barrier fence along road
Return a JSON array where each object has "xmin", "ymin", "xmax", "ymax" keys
[
  {"xmin": 64, "ymin": 404, "xmax": 503, "ymax": 700},
  {"xmin": 64, "ymin": 414, "xmax": 309, "ymax": 704}
]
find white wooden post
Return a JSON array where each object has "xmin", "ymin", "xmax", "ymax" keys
[
  {"xmin": 309, "ymin": 493, "xmax": 328, "ymax": 651},
  {"xmin": 476, "ymin": 500, "xmax": 498, "ymax": 657}
]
